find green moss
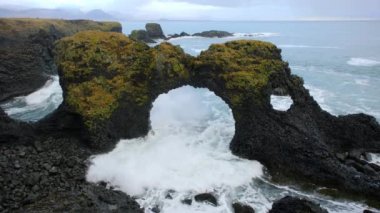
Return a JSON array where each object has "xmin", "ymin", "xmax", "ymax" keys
[
  {"xmin": 56, "ymin": 35, "xmax": 286, "ymax": 129},
  {"xmin": 151, "ymin": 42, "xmax": 190, "ymax": 82},
  {"xmin": 56, "ymin": 31, "xmax": 152, "ymax": 129},
  {"xmin": 194, "ymin": 40, "xmax": 286, "ymax": 107},
  {"xmin": 0, "ymin": 18, "xmax": 121, "ymax": 39}
]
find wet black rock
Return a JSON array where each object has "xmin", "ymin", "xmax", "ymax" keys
[
  {"xmin": 363, "ymin": 209, "xmax": 378, "ymax": 213},
  {"xmin": 232, "ymin": 203, "xmax": 255, "ymax": 213},
  {"xmin": 0, "ymin": 137, "xmax": 143, "ymax": 212},
  {"xmin": 181, "ymin": 198, "xmax": 192, "ymax": 205},
  {"xmin": 145, "ymin": 23, "xmax": 166, "ymax": 39},
  {"xmin": 167, "ymin": 32, "xmax": 190, "ymax": 39},
  {"xmin": 194, "ymin": 193, "xmax": 217, "ymax": 206},
  {"xmin": 192, "ymin": 30, "xmax": 233, "ymax": 38},
  {"xmin": 268, "ymin": 196, "xmax": 328, "ymax": 213}
]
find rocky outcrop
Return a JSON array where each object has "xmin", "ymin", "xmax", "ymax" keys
[
  {"xmin": 50, "ymin": 31, "xmax": 380, "ymax": 207},
  {"xmin": 53, "ymin": 31, "xmax": 191, "ymax": 151},
  {"xmin": 167, "ymin": 32, "xmax": 190, "ymax": 39},
  {"xmin": 0, "ymin": 18, "xmax": 122, "ymax": 102},
  {"xmin": 194, "ymin": 193, "xmax": 217, "ymax": 206},
  {"xmin": 130, "ymin": 23, "xmax": 234, "ymax": 42},
  {"xmin": 268, "ymin": 196, "xmax": 328, "ymax": 213},
  {"xmin": 193, "ymin": 30, "xmax": 233, "ymax": 38},
  {"xmin": 145, "ymin": 23, "xmax": 166, "ymax": 39},
  {"xmin": 232, "ymin": 203, "xmax": 255, "ymax": 213},
  {"xmin": 129, "ymin": 29, "xmax": 156, "ymax": 43}
]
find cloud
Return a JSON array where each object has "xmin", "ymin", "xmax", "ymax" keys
[
  {"xmin": 1, "ymin": 0, "xmax": 379, "ymax": 20},
  {"xmin": 135, "ymin": 0, "xmax": 221, "ymax": 20}
]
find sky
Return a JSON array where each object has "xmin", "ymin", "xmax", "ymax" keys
[{"xmin": 1, "ymin": 0, "xmax": 379, "ymax": 20}]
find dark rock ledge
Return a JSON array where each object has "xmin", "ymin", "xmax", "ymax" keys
[
  {"xmin": 0, "ymin": 18, "xmax": 122, "ymax": 102},
  {"xmin": 0, "ymin": 20, "xmax": 380, "ymax": 212},
  {"xmin": 269, "ymin": 196, "xmax": 328, "ymax": 213}
]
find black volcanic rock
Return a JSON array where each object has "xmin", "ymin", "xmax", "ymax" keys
[
  {"xmin": 193, "ymin": 30, "xmax": 233, "ymax": 38},
  {"xmin": 269, "ymin": 196, "xmax": 328, "ymax": 213},
  {"xmin": 0, "ymin": 108, "xmax": 34, "ymax": 144},
  {"xmin": 0, "ymin": 18, "xmax": 122, "ymax": 102},
  {"xmin": 232, "ymin": 203, "xmax": 255, "ymax": 213},
  {"xmin": 2, "ymin": 25, "xmax": 380, "ymax": 211},
  {"xmin": 0, "ymin": 135, "xmax": 143, "ymax": 212},
  {"xmin": 194, "ymin": 193, "xmax": 217, "ymax": 206},
  {"xmin": 145, "ymin": 23, "xmax": 166, "ymax": 39},
  {"xmin": 167, "ymin": 32, "xmax": 190, "ymax": 40},
  {"xmin": 50, "ymin": 34, "xmax": 380, "ymax": 205}
]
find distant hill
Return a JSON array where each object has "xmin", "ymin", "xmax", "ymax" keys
[{"xmin": 0, "ymin": 8, "xmax": 117, "ymax": 21}]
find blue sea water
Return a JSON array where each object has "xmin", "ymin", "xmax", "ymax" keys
[
  {"xmin": 1, "ymin": 21, "xmax": 380, "ymax": 213},
  {"xmin": 124, "ymin": 21, "xmax": 380, "ymax": 120}
]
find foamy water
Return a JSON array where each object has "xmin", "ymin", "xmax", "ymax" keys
[
  {"xmin": 87, "ymin": 86, "xmax": 370, "ymax": 213},
  {"xmin": 368, "ymin": 153, "xmax": 380, "ymax": 165},
  {"xmin": 0, "ymin": 76, "xmax": 62, "ymax": 122},
  {"xmin": 270, "ymin": 95, "xmax": 293, "ymax": 111},
  {"xmin": 347, "ymin": 58, "xmax": 380, "ymax": 67}
]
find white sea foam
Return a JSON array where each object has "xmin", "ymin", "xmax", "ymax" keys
[
  {"xmin": 232, "ymin": 32, "xmax": 279, "ymax": 38},
  {"xmin": 304, "ymin": 84, "xmax": 335, "ymax": 113},
  {"xmin": 368, "ymin": 153, "xmax": 380, "ymax": 165},
  {"xmin": 278, "ymin": 44, "xmax": 339, "ymax": 49},
  {"xmin": 354, "ymin": 78, "xmax": 370, "ymax": 86},
  {"xmin": 86, "ymin": 86, "xmax": 369, "ymax": 213},
  {"xmin": 270, "ymin": 95, "xmax": 293, "ymax": 111},
  {"xmin": 347, "ymin": 58, "xmax": 380, "ymax": 67},
  {"xmin": 0, "ymin": 76, "xmax": 63, "ymax": 122},
  {"xmin": 87, "ymin": 86, "xmax": 263, "ymax": 212}
]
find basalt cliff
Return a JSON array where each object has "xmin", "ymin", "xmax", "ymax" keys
[
  {"xmin": 0, "ymin": 18, "xmax": 121, "ymax": 102},
  {"xmin": 0, "ymin": 19, "xmax": 380, "ymax": 212}
]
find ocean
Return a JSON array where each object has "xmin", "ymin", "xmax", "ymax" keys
[{"xmin": 2, "ymin": 21, "xmax": 380, "ymax": 212}]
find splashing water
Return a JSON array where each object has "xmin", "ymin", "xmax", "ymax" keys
[
  {"xmin": 86, "ymin": 86, "xmax": 371, "ymax": 213},
  {"xmin": 0, "ymin": 76, "xmax": 62, "ymax": 122}
]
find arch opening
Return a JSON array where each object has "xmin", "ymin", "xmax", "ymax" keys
[
  {"xmin": 86, "ymin": 85, "xmax": 264, "ymax": 212},
  {"xmin": 0, "ymin": 76, "xmax": 63, "ymax": 122},
  {"xmin": 270, "ymin": 94, "xmax": 294, "ymax": 112}
]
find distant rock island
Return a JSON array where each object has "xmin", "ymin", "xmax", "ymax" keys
[{"xmin": 129, "ymin": 22, "xmax": 234, "ymax": 43}]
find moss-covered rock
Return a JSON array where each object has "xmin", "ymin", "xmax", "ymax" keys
[
  {"xmin": 0, "ymin": 18, "xmax": 122, "ymax": 102},
  {"xmin": 55, "ymin": 31, "xmax": 191, "ymax": 150},
  {"xmin": 55, "ymin": 35, "xmax": 288, "ymax": 149},
  {"xmin": 193, "ymin": 40, "xmax": 287, "ymax": 109},
  {"xmin": 145, "ymin": 23, "xmax": 166, "ymax": 39},
  {"xmin": 54, "ymin": 32, "xmax": 380, "ymax": 204},
  {"xmin": 129, "ymin": 29, "xmax": 155, "ymax": 43}
]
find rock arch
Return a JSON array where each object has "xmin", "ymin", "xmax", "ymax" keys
[{"xmin": 43, "ymin": 31, "xmax": 380, "ymax": 204}]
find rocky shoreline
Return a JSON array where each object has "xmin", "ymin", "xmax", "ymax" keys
[
  {"xmin": 129, "ymin": 22, "xmax": 234, "ymax": 43},
  {"xmin": 1, "ymin": 18, "xmax": 380, "ymax": 212}
]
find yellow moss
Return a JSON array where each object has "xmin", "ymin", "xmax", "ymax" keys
[
  {"xmin": 151, "ymin": 42, "xmax": 190, "ymax": 80},
  {"xmin": 194, "ymin": 40, "xmax": 286, "ymax": 106},
  {"xmin": 56, "ymin": 31, "xmax": 154, "ymax": 128},
  {"xmin": 67, "ymin": 76, "xmax": 120, "ymax": 121},
  {"xmin": 0, "ymin": 18, "xmax": 121, "ymax": 39},
  {"xmin": 56, "ymin": 33, "xmax": 286, "ymax": 129}
]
